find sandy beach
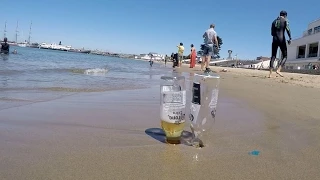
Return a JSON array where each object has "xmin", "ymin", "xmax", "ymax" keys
[{"xmin": 1, "ymin": 63, "xmax": 320, "ymax": 180}]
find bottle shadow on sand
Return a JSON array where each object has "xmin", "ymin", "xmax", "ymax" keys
[{"xmin": 145, "ymin": 128, "xmax": 194, "ymax": 146}]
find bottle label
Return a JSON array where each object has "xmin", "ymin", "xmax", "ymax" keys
[
  {"xmin": 161, "ymin": 90, "xmax": 186, "ymax": 124},
  {"xmin": 190, "ymin": 82, "xmax": 201, "ymax": 123},
  {"xmin": 162, "ymin": 85, "xmax": 181, "ymax": 92},
  {"xmin": 192, "ymin": 83, "xmax": 201, "ymax": 105},
  {"xmin": 209, "ymin": 89, "xmax": 219, "ymax": 119}
]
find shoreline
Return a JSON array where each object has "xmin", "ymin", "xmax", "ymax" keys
[
  {"xmin": 132, "ymin": 56, "xmax": 320, "ymax": 75},
  {"xmin": 175, "ymin": 63, "xmax": 320, "ymax": 89}
]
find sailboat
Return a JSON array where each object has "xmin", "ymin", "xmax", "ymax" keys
[
  {"xmin": 17, "ymin": 41, "xmax": 27, "ymax": 47},
  {"xmin": 14, "ymin": 21, "xmax": 26, "ymax": 47}
]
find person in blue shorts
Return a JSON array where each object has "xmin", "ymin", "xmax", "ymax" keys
[{"xmin": 201, "ymin": 24, "xmax": 219, "ymax": 73}]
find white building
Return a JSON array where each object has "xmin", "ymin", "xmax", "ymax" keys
[{"xmin": 287, "ymin": 18, "xmax": 320, "ymax": 69}]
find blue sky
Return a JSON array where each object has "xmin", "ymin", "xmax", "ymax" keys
[{"xmin": 1, "ymin": 0, "xmax": 320, "ymax": 59}]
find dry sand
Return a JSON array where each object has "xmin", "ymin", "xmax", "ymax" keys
[{"xmin": 0, "ymin": 64, "xmax": 320, "ymax": 180}]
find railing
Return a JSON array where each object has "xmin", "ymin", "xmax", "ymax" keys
[
  {"xmin": 302, "ymin": 30, "xmax": 317, "ymax": 37},
  {"xmin": 301, "ymin": 26, "xmax": 320, "ymax": 38},
  {"xmin": 308, "ymin": 18, "xmax": 320, "ymax": 25},
  {"xmin": 308, "ymin": 53, "xmax": 318, "ymax": 58}
]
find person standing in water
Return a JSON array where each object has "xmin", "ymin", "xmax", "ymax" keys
[
  {"xmin": 269, "ymin": 10, "xmax": 292, "ymax": 78},
  {"xmin": 189, "ymin": 44, "xmax": 196, "ymax": 68},
  {"xmin": 149, "ymin": 54, "xmax": 154, "ymax": 67},
  {"xmin": 1, "ymin": 37, "xmax": 10, "ymax": 54}
]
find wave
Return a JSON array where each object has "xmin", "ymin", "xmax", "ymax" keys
[
  {"xmin": 0, "ymin": 83, "xmax": 148, "ymax": 93},
  {"xmin": 84, "ymin": 68, "xmax": 108, "ymax": 75},
  {"xmin": 70, "ymin": 68, "xmax": 109, "ymax": 76},
  {"xmin": 39, "ymin": 87, "xmax": 108, "ymax": 92},
  {"xmin": 0, "ymin": 67, "xmax": 109, "ymax": 75},
  {"xmin": 0, "ymin": 97, "xmax": 34, "ymax": 102}
]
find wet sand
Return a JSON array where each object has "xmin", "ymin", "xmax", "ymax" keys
[{"xmin": 1, "ymin": 66, "xmax": 320, "ymax": 179}]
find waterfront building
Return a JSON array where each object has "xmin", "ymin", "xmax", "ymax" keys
[{"xmin": 286, "ymin": 18, "xmax": 320, "ymax": 69}]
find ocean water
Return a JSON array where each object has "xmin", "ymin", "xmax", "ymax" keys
[{"xmin": 0, "ymin": 47, "xmax": 171, "ymax": 110}]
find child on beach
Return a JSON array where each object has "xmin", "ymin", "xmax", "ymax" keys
[
  {"xmin": 149, "ymin": 54, "xmax": 153, "ymax": 67},
  {"xmin": 149, "ymin": 60, "xmax": 153, "ymax": 67}
]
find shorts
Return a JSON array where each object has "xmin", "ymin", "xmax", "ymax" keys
[
  {"xmin": 200, "ymin": 44, "xmax": 214, "ymax": 56},
  {"xmin": 178, "ymin": 54, "xmax": 183, "ymax": 62}
]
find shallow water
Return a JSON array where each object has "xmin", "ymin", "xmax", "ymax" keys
[{"xmin": 0, "ymin": 47, "xmax": 171, "ymax": 109}]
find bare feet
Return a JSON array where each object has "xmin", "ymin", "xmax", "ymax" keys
[{"xmin": 276, "ymin": 71, "xmax": 284, "ymax": 77}]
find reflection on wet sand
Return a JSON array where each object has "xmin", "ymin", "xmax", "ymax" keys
[
  {"xmin": 145, "ymin": 127, "xmax": 193, "ymax": 146},
  {"xmin": 0, "ymin": 85, "xmax": 270, "ymax": 179}
]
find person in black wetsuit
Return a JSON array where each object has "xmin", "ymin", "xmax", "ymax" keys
[
  {"xmin": 1, "ymin": 37, "xmax": 10, "ymax": 54},
  {"xmin": 269, "ymin": 10, "xmax": 292, "ymax": 78}
]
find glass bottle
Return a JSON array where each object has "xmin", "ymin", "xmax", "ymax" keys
[{"xmin": 160, "ymin": 75, "xmax": 186, "ymax": 144}]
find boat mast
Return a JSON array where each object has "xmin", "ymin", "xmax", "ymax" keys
[
  {"xmin": 15, "ymin": 20, "xmax": 19, "ymax": 43},
  {"xmin": 28, "ymin": 21, "xmax": 32, "ymax": 44},
  {"xmin": 3, "ymin": 21, "xmax": 7, "ymax": 39}
]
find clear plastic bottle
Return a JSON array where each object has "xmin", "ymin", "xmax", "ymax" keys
[{"xmin": 189, "ymin": 72, "xmax": 220, "ymax": 148}]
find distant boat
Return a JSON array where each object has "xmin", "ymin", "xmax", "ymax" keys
[
  {"xmin": 39, "ymin": 42, "xmax": 71, "ymax": 51},
  {"xmin": 140, "ymin": 54, "xmax": 150, "ymax": 60},
  {"xmin": 27, "ymin": 43, "xmax": 39, "ymax": 48},
  {"xmin": 39, "ymin": 43, "xmax": 51, "ymax": 49},
  {"xmin": 17, "ymin": 42, "xmax": 27, "ymax": 47},
  {"xmin": 68, "ymin": 48, "xmax": 91, "ymax": 54},
  {"xmin": 139, "ymin": 53, "xmax": 164, "ymax": 60},
  {"xmin": 7, "ymin": 42, "xmax": 18, "ymax": 46},
  {"xmin": 50, "ymin": 44, "xmax": 71, "ymax": 51}
]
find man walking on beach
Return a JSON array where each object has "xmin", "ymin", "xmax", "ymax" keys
[
  {"xmin": 201, "ymin": 24, "xmax": 219, "ymax": 73},
  {"xmin": 177, "ymin": 43, "xmax": 184, "ymax": 67},
  {"xmin": 258, "ymin": 59, "xmax": 265, "ymax": 70},
  {"xmin": 1, "ymin": 37, "xmax": 10, "ymax": 54},
  {"xmin": 269, "ymin": 10, "xmax": 292, "ymax": 78}
]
